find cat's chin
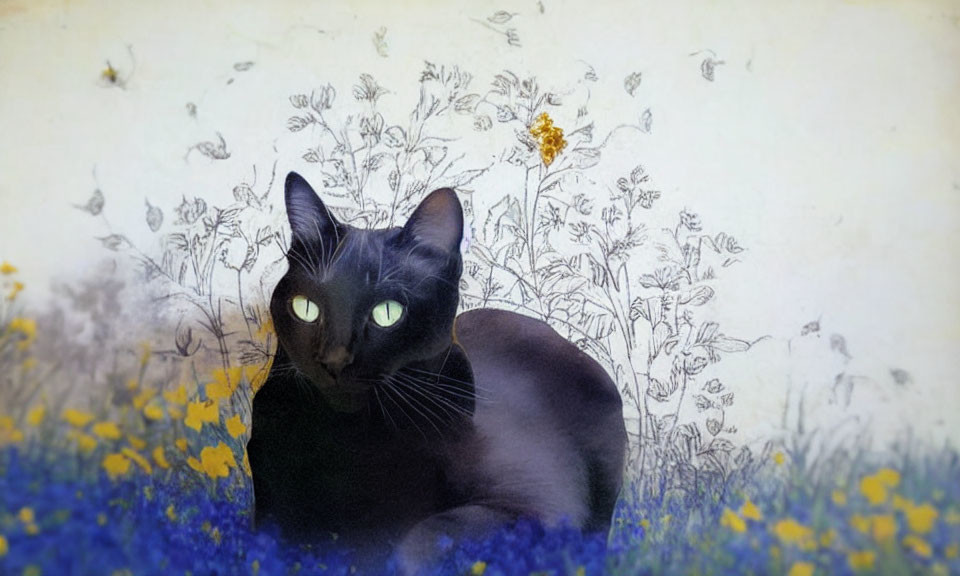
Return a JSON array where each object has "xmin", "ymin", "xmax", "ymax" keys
[{"xmin": 320, "ymin": 388, "xmax": 369, "ymax": 413}]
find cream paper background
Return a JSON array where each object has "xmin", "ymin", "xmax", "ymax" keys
[{"xmin": 1, "ymin": 0, "xmax": 957, "ymax": 445}]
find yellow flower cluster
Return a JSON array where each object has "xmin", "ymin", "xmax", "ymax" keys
[
  {"xmin": 187, "ymin": 442, "xmax": 237, "ymax": 479},
  {"xmin": 529, "ymin": 112, "xmax": 567, "ymax": 167}
]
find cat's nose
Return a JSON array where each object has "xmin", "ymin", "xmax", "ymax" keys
[{"xmin": 319, "ymin": 346, "xmax": 353, "ymax": 377}]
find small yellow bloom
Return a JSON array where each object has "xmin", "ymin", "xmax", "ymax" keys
[
  {"xmin": 902, "ymin": 534, "xmax": 932, "ymax": 558},
  {"xmin": 859, "ymin": 475, "xmax": 888, "ymax": 506},
  {"xmin": 7, "ymin": 281, "xmax": 24, "ymax": 300},
  {"xmin": 831, "ymin": 490, "xmax": 847, "ymax": 507},
  {"xmin": 850, "ymin": 514, "xmax": 871, "ymax": 534},
  {"xmin": 143, "ymin": 404, "xmax": 164, "ymax": 421},
  {"xmin": 18, "ymin": 507, "xmax": 35, "ymax": 524},
  {"xmin": 904, "ymin": 503, "xmax": 938, "ymax": 534},
  {"xmin": 819, "ymin": 529, "xmax": 835, "ymax": 548},
  {"xmin": 470, "ymin": 561, "xmax": 487, "ymax": 575},
  {"xmin": 92, "ymin": 421, "xmax": 122, "ymax": 440},
  {"xmin": 152, "ymin": 446, "xmax": 170, "ymax": 469},
  {"xmin": 121, "ymin": 448, "xmax": 152, "ymax": 474},
  {"xmin": 773, "ymin": 452, "xmax": 785, "ymax": 466},
  {"xmin": 162, "ymin": 383, "xmax": 188, "ymax": 406},
  {"xmin": 102, "ymin": 453, "xmax": 132, "ymax": 479},
  {"xmin": 175, "ymin": 438, "xmax": 189, "ymax": 452},
  {"xmin": 207, "ymin": 367, "xmax": 242, "ymax": 401},
  {"xmin": 166, "ymin": 504, "xmax": 177, "ymax": 522},
  {"xmin": 773, "ymin": 518, "xmax": 816, "ymax": 551},
  {"xmin": 0, "ymin": 534, "xmax": 7, "ymax": 557},
  {"xmin": 187, "ymin": 457, "xmax": 203, "ymax": 472},
  {"xmin": 184, "ymin": 399, "xmax": 219, "ymax": 432},
  {"xmin": 62, "ymin": 409, "xmax": 94, "ymax": 428},
  {"xmin": 74, "ymin": 433, "xmax": 97, "ymax": 454},
  {"xmin": 787, "ymin": 562, "xmax": 814, "ymax": 576},
  {"xmin": 870, "ymin": 514, "xmax": 897, "ymax": 542},
  {"xmin": 25, "ymin": 523, "xmax": 39, "ymax": 535},
  {"xmin": 875, "ymin": 468, "xmax": 900, "ymax": 488},
  {"xmin": 198, "ymin": 442, "xmax": 237, "ymax": 479},
  {"xmin": 132, "ymin": 387, "xmax": 156, "ymax": 410},
  {"xmin": 1, "ymin": 261, "xmax": 17, "ymax": 275},
  {"xmin": 639, "ymin": 519, "xmax": 650, "ymax": 531},
  {"xmin": 26, "ymin": 404, "xmax": 45, "ymax": 426},
  {"xmin": 226, "ymin": 414, "xmax": 247, "ymax": 439},
  {"xmin": 528, "ymin": 112, "xmax": 567, "ymax": 167},
  {"xmin": 847, "ymin": 550, "xmax": 876, "ymax": 571},
  {"xmin": 740, "ymin": 499, "xmax": 762, "ymax": 522},
  {"xmin": 127, "ymin": 435, "xmax": 147, "ymax": 450},
  {"xmin": 7, "ymin": 317, "xmax": 36, "ymax": 350},
  {"xmin": 721, "ymin": 507, "xmax": 746, "ymax": 533}
]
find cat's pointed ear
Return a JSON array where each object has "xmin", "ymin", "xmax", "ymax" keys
[
  {"xmin": 285, "ymin": 171, "xmax": 341, "ymax": 246},
  {"xmin": 401, "ymin": 188, "xmax": 463, "ymax": 254}
]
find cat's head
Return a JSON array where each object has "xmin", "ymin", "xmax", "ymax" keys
[{"xmin": 270, "ymin": 172, "xmax": 465, "ymax": 413}]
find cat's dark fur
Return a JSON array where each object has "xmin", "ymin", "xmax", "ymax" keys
[{"xmin": 247, "ymin": 172, "xmax": 627, "ymax": 573}]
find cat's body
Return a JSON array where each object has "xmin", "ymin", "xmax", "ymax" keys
[{"xmin": 248, "ymin": 173, "xmax": 626, "ymax": 572}]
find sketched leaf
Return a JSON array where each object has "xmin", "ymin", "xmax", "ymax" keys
[
  {"xmin": 629, "ymin": 297, "xmax": 647, "ymax": 322},
  {"xmin": 570, "ymin": 147, "xmax": 601, "ymax": 169},
  {"xmin": 800, "ymin": 319, "xmax": 820, "ymax": 336},
  {"xmin": 640, "ymin": 108, "xmax": 653, "ymax": 133},
  {"xmin": 684, "ymin": 356, "xmax": 708, "ymax": 375},
  {"xmin": 679, "ymin": 286, "xmax": 714, "ymax": 306},
  {"xmin": 663, "ymin": 338, "xmax": 679, "ymax": 355},
  {"xmin": 630, "ymin": 165, "xmax": 648, "ymax": 185},
  {"xmin": 695, "ymin": 322, "xmax": 720, "ymax": 344},
  {"xmin": 706, "ymin": 438, "xmax": 735, "ymax": 454},
  {"xmin": 720, "ymin": 392, "xmax": 735, "ymax": 407},
  {"xmin": 830, "ymin": 334, "xmax": 851, "ymax": 359},
  {"xmin": 623, "ymin": 72, "xmax": 642, "ymax": 96},
  {"xmin": 287, "ymin": 116, "xmax": 312, "ymax": 132},
  {"xmin": 703, "ymin": 378, "xmax": 724, "ymax": 394},
  {"xmin": 145, "ymin": 200, "xmax": 163, "ymax": 232},
  {"xmin": 711, "ymin": 335, "xmax": 752, "ymax": 353},
  {"xmin": 700, "ymin": 58, "xmax": 723, "ymax": 82},
  {"xmin": 302, "ymin": 150, "xmax": 320, "ymax": 163},
  {"xmin": 487, "ymin": 10, "xmax": 515, "ymax": 24},
  {"xmin": 233, "ymin": 61, "xmax": 255, "ymax": 72},
  {"xmin": 496, "ymin": 105, "xmax": 517, "ymax": 122},
  {"xmin": 289, "ymin": 94, "xmax": 309, "ymax": 109},
  {"xmin": 76, "ymin": 189, "xmax": 105, "ymax": 215},
  {"xmin": 442, "ymin": 168, "xmax": 486, "ymax": 189},
  {"xmin": 388, "ymin": 170, "xmax": 400, "ymax": 192},
  {"xmin": 423, "ymin": 146, "xmax": 448, "ymax": 167},
  {"xmin": 706, "ymin": 418, "xmax": 722, "ymax": 436},
  {"xmin": 694, "ymin": 394, "xmax": 713, "ymax": 413},
  {"xmin": 98, "ymin": 234, "xmax": 130, "ymax": 252},
  {"xmin": 192, "ymin": 133, "xmax": 230, "ymax": 160},
  {"xmin": 647, "ymin": 377, "xmax": 678, "ymax": 402},
  {"xmin": 383, "ymin": 125, "xmax": 406, "ymax": 148},
  {"xmin": 454, "ymin": 93, "xmax": 481, "ymax": 114},
  {"xmin": 473, "ymin": 114, "xmax": 493, "ymax": 131}
]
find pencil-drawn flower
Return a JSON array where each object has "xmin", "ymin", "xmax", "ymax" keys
[
  {"xmin": 174, "ymin": 196, "xmax": 207, "ymax": 225},
  {"xmin": 145, "ymin": 200, "xmax": 163, "ymax": 232},
  {"xmin": 311, "ymin": 84, "xmax": 336, "ymax": 112},
  {"xmin": 289, "ymin": 94, "xmax": 309, "ymax": 109},
  {"xmin": 680, "ymin": 209, "xmax": 702, "ymax": 232}
]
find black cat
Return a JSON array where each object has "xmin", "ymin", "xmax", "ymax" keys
[{"xmin": 247, "ymin": 172, "xmax": 627, "ymax": 573}]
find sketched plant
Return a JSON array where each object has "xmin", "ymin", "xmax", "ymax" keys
[{"xmin": 87, "ymin": 61, "xmax": 760, "ymax": 499}]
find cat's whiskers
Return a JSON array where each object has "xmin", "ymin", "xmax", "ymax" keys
[
  {"xmin": 385, "ymin": 375, "xmax": 449, "ymax": 438},
  {"xmin": 393, "ymin": 370, "xmax": 479, "ymax": 403},
  {"xmin": 391, "ymin": 372, "xmax": 473, "ymax": 420},
  {"xmin": 400, "ymin": 366, "xmax": 493, "ymax": 396},
  {"xmin": 378, "ymin": 381, "xmax": 429, "ymax": 440}
]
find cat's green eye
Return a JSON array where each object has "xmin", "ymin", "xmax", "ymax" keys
[
  {"xmin": 371, "ymin": 300, "xmax": 404, "ymax": 328},
  {"xmin": 291, "ymin": 295, "xmax": 320, "ymax": 323}
]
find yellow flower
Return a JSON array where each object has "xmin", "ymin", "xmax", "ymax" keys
[
  {"xmin": 819, "ymin": 529, "xmax": 836, "ymax": 548},
  {"xmin": 528, "ymin": 113, "xmax": 567, "ymax": 167},
  {"xmin": 859, "ymin": 475, "xmax": 888, "ymax": 506},
  {"xmin": 121, "ymin": 448, "xmax": 152, "ymax": 474},
  {"xmin": 62, "ymin": 409, "xmax": 94, "ymax": 428},
  {"xmin": 772, "ymin": 518, "xmax": 816, "ymax": 551},
  {"xmin": 152, "ymin": 446, "xmax": 170, "ymax": 469},
  {"xmin": 740, "ymin": 499, "xmax": 762, "ymax": 522},
  {"xmin": 0, "ymin": 534, "xmax": 7, "ymax": 557},
  {"xmin": 127, "ymin": 435, "xmax": 146, "ymax": 450},
  {"xmin": 166, "ymin": 504, "xmax": 177, "ymax": 522},
  {"xmin": 773, "ymin": 452, "xmax": 785, "ymax": 466},
  {"xmin": 902, "ymin": 534, "xmax": 932, "ymax": 558},
  {"xmin": 198, "ymin": 442, "xmax": 237, "ymax": 479},
  {"xmin": 7, "ymin": 281, "xmax": 24, "ymax": 300},
  {"xmin": 162, "ymin": 383, "xmax": 188, "ymax": 406},
  {"xmin": 1, "ymin": 261, "xmax": 17, "ymax": 275},
  {"xmin": 184, "ymin": 399, "xmax": 219, "ymax": 432},
  {"xmin": 870, "ymin": 514, "xmax": 897, "ymax": 542},
  {"xmin": 143, "ymin": 404, "xmax": 164, "ymax": 421},
  {"xmin": 175, "ymin": 438, "xmax": 188, "ymax": 452},
  {"xmin": 18, "ymin": 507, "xmax": 35, "ymax": 524},
  {"xmin": 242, "ymin": 449, "xmax": 252, "ymax": 477},
  {"xmin": 875, "ymin": 468, "xmax": 900, "ymax": 488},
  {"xmin": 7, "ymin": 317, "xmax": 36, "ymax": 350},
  {"xmin": 847, "ymin": 550, "xmax": 876, "ymax": 571},
  {"xmin": 831, "ymin": 490, "xmax": 847, "ymax": 507},
  {"xmin": 207, "ymin": 367, "xmax": 243, "ymax": 401},
  {"xmin": 226, "ymin": 414, "xmax": 247, "ymax": 439},
  {"xmin": 904, "ymin": 503, "xmax": 938, "ymax": 534},
  {"xmin": 102, "ymin": 453, "xmax": 132, "ymax": 479},
  {"xmin": 850, "ymin": 514, "xmax": 871, "ymax": 534},
  {"xmin": 72, "ymin": 432, "xmax": 97, "ymax": 454},
  {"xmin": 26, "ymin": 404, "xmax": 45, "ymax": 426},
  {"xmin": 721, "ymin": 507, "xmax": 746, "ymax": 533},
  {"xmin": 471, "ymin": 561, "xmax": 487, "ymax": 575},
  {"xmin": 187, "ymin": 457, "xmax": 203, "ymax": 472},
  {"xmin": 92, "ymin": 421, "xmax": 122, "ymax": 440},
  {"xmin": 786, "ymin": 562, "xmax": 814, "ymax": 576},
  {"xmin": 132, "ymin": 387, "xmax": 156, "ymax": 410}
]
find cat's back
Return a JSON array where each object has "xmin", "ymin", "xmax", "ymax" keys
[{"xmin": 452, "ymin": 308, "xmax": 626, "ymax": 529}]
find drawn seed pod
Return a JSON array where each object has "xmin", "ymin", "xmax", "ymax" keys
[{"xmin": 145, "ymin": 200, "xmax": 163, "ymax": 232}]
